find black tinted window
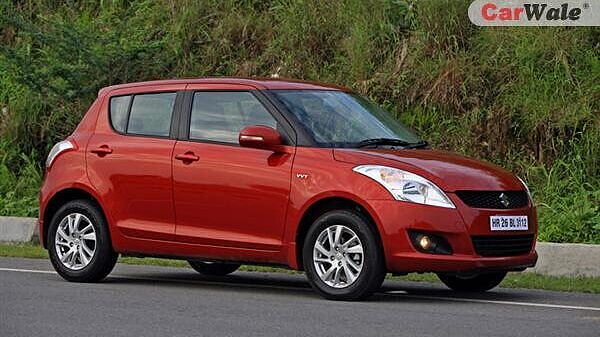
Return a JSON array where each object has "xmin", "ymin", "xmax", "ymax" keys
[
  {"xmin": 109, "ymin": 95, "xmax": 131, "ymax": 133},
  {"xmin": 127, "ymin": 93, "xmax": 176, "ymax": 137},
  {"xmin": 190, "ymin": 92, "xmax": 277, "ymax": 144}
]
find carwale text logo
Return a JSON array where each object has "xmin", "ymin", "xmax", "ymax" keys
[{"xmin": 468, "ymin": 0, "xmax": 599, "ymax": 26}]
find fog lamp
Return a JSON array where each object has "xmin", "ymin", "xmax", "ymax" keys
[
  {"xmin": 408, "ymin": 231, "xmax": 452, "ymax": 255},
  {"xmin": 419, "ymin": 235, "xmax": 432, "ymax": 250}
]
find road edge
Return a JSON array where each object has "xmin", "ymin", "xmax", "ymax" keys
[{"xmin": 1, "ymin": 216, "xmax": 598, "ymax": 277}]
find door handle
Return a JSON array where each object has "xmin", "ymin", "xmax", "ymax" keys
[
  {"xmin": 91, "ymin": 145, "xmax": 113, "ymax": 156},
  {"xmin": 175, "ymin": 152, "xmax": 199, "ymax": 162}
]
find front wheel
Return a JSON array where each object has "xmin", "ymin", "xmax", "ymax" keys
[
  {"xmin": 437, "ymin": 271, "xmax": 507, "ymax": 292},
  {"xmin": 188, "ymin": 261, "xmax": 241, "ymax": 276},
  {"xmin": 303, "ymin": 210, "xmax": 386, "ymax": 301}
]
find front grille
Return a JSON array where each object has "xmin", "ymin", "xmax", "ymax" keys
[
  {"xmin": 471, "ymin": 234, "xmax": 534, "ymax": 257},
  {"xmin": 456, "ymin": 191, "xmax": 528, "ymax": 209}
]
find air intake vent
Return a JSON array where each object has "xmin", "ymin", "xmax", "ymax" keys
[
  {"xmin": 471, "ymin": 234, "xmax": 534, "ymax": 257},
  {"xmin": 456, "ymin": 191, "xmax": 528, "ymax": 209}
]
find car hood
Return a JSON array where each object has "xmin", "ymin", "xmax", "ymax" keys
[{"xmin": 333, "ymin": 148, "xmax": 523, "ymax": 192}]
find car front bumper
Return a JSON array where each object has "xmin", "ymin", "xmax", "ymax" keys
[
  {"xmin": 387, "ymin": 250, "xmax": 538, "ymax": 273},
  {"xmin": 367, "ymin": 195, "xmax": 538, "ymax": 274}
]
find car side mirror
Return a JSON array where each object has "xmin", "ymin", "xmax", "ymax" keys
[{"xmin": 239, "ymin": 125, "xmax": 284, "ymax": 151}]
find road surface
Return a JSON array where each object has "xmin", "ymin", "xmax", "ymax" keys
[{"xmin": 1, "ymin": 257, "xmax": 598, "ymax": 336}]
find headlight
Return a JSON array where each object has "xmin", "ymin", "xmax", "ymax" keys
[
  {"xmin": 46, "ymin": 140, "xmax": 74, "ymax": 168},
  {"xmin": 353, "ymin": 165, "xmax": 455, "ymax": 208}
]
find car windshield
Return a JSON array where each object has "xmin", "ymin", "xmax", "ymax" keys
[{"xmin": 270, "ymin": 90, "xmax": 423, "ymax": 148}]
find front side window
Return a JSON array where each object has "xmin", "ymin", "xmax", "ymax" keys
[
  {"xmin": 271, "ymin": 90, "xmax": 422, "ymax": 148},
  {"xmin": 189, "ymin": 91, "xmax": 278, "ymax": 144},
  {"xmin": 127, "ymin": 93, "xmax": 176, "ymax": 137}
]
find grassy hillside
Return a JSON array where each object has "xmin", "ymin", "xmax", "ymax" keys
[{"xmin": 0, "ymin": 0, "xmax": 598, "ymax": 243}]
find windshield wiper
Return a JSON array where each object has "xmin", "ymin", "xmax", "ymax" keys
[
  {"xmin": 357, "ymin": 138, "xmax": 411, "ymax": 148},
  {"xmin": 356, "ymin": 138, "xmax": 428, "ymax": 149},
  {"xmin": 403, "ymin": 140, "xmax": 429, "ymax": 149}
]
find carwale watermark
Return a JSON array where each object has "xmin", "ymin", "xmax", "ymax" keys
[{"xmin": 468, "ymin": 0, "xmax": 600, "ymax": 26}]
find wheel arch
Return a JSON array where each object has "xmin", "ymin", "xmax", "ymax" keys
[
  {"xmin": 41, "ymin": 187, "xmax": 107, "ymax": 249},
  {"xmin": 294, "ymin": 196, "xmax": 385, "ymax": 271}
]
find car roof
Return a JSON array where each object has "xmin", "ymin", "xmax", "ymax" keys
[{"xmin": 98, "ymin": 77, "xmax": 349, "ymax": 96}]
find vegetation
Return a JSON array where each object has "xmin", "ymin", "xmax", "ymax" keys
[
  {"xmin": 0, "ymin": 1, "xmax": 598, "ymax": 242},
  {"xmin": 1, "ymin": 243, "xmax": 599, "ymax": 293}
]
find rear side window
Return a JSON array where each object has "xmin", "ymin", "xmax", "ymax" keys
[
  {"xmin": 128, "ymin": 93, "xmax": 176, "ymax": 137},
  {"xmin": 189, "ymin": 91, "xmax": 277, "ymax": 144},
  {"xmin": 110, "ymin": 95, "xmax": 131, "ymax": 133},
  {"xmin": 109, "ymin": 92, "xmax": 176, "ymax": 137}
]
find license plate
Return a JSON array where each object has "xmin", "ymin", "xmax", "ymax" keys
[{"xmin": 490, "ymin": 215, "xmax": 528, "ymax": 231}]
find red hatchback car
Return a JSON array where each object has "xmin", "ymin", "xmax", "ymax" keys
[{"xmin": 40, "ymin": 78, "xmax": 538, "ymax": 300}]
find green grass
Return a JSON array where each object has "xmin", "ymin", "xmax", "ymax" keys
[
  {"xmin": 0, "ymin": 242, "xmax": 48, "ymax": 259},
  {"xmin": 2, "ymin": 243, "xmax": 598, "ymax": 294}
]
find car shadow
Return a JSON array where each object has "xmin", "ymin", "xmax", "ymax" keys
[{"xmin": 101, "ymin": 269, "xmax": 542, "ymax": 303}]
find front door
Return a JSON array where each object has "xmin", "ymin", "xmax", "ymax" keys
[{"xmin": 172, "ymin": 89, "xmax": 295, "ymax": 251}]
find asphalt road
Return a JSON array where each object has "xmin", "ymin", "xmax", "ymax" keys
[{"xmin": 1, "ymin": 257, "xmax": 599, "ymax": 337}]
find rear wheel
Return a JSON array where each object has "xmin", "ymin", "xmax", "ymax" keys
[
  {"xmin": 188, "ymin": 261, "xmax": 241, "ymax": 276},
  {"xmin": 303, "ymin": 210, "xmax": 386, "ymax": 301},
  {"xmin": 437, "ymin": 271, "xmax": 507, "ymax": 292},
  {"xmin": 48, "ymin": 200, "xmax": 118, "ymax": 282}
]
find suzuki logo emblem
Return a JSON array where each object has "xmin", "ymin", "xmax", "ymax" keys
[{"xmin": 499, "ymin": 193, "xmax": 510, "ymax": 207}]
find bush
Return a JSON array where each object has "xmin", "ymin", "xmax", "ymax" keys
[{"xmin": 0, "ymin": 0, "xmax": 598, "ymax": 242}]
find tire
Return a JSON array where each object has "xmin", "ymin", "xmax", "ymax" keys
[
  {"xmin": 188, "ymin": 261, "xmax": 241, "ymax": 276},
  {"xmin": 437, "ymin": 271, "xmax": 507, "ymax": 292},
  {"xmin": 47, "ymin": 199, "xmax": 118, "ymax": 282},
  {"xmin": 302, "ymin": 209, "xmax": 386, "ymax": 301}
]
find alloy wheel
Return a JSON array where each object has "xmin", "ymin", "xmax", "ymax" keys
[
  {"xmin": 313, "ymin": 224, "xmax": 364, "ymax": 288},
  {"xmin": 54, "ymin": 213, "xmax": 97, "ymax": 270}
]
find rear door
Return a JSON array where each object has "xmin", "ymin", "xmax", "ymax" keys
[
  {"xmin": 172, "ymin": 86, "xmax": 296, "ymax": 251},
  {"xmin": 87, "ymin": 85, "xmax": 185, "ymax": 241}
]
